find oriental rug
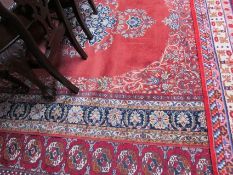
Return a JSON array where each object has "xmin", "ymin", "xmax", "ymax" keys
[{"xmin": 0, "ymin": 0, "xmax": 232, "ymax": 174}]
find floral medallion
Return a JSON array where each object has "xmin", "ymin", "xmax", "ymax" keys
[
  {"xmin": 117, "ymin": 150, "xmax": 137, "ymax": 175},
  {"xmin": 84, "ymin": 108, "xmax": 105, "ymax": 125},
  {"xmin": 9, "ymin": 103, "xmax": 30, "ymax": 120},
  {"xmin": 54, "ymin": 0, "xmax": 202, "ymax": 96},
  {"xmin": 45, "ymin": 104, "xmax": 69, "ymax": 122},
  {"xmin": 23, "ymin": 139, "xmax": 42, "ymax": 164},
  {"xmin": 4, "ymin": 138, "xmax": 21, "ymax": 161},
  {"xmin": 170, "ymin": 112, "xmax": 196, "ymax": 131},
  {"xmin": 142, "ymin": 152, "xmax": 163, "ymax": 175},
  {"xmin": 126, "ymin": 110, "xmax": 147, "ymax": 129},
  {"xmin": 45, "ymin": 142, "xmax": 64, "ymax": 167},
  {"xmin": 65, "ymin": 0, "xmax": 155, "ymax": 53},
  {"xmin": 92, "ymin": 147, "xmax": 112, "ymax": 173},
  {"xmin": 149, "ymin": 111, "xmax": 170, "ymax": 129},
  {"xmin": 107, "ymin": 108, "xmax": 123, "ymax": 127},
  {"xmin": 29, "ymin": 104, "xmax": 46, "ymax": 121},
  {"xmin": 168, "ymin": 155, "xmax": 191, "ymax": 175},
  {"xmin": 67, "ymin": 145, "xmax": 88, "ymax": 171},
  {"xmin": 67, "ymin": 106, "xmax": 84, "ymax": 124},
  {"xmin": 115, "ymin": 9, "xmax": 155, "ymax": 38}
]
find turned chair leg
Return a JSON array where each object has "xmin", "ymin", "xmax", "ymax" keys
[
  {"xmin": 54, "ymin": 0, "xmax": 88, "ymax": 59},
  {"xmin": 71, "ymin": 0, "xmax": 93, "ymax": 40},
  {"xmin": 9, "ymin": 59, "xmax": 54, "ymax": 99},
  {"xmin": 0, "ymin": 1, "xmax": 79, "ymax": 94},
  {"xmin": 0, "ymin": 70, "xmax": 29, "ymax": 93},
  {"xmin": 88, "ymin": 0, "xmax": 98, "ymax": 14},
  {"xmin": 23, "ymin": 34, "xmax": 80, "ymax": 94}
]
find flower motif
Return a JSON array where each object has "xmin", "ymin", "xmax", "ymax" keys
[
  {"xmin": 67, "ymin": 106, "xmax": 84, "ymax": 124},
  {"xmin": 71, "ymin": 3, "xmax": 116, "ymax": 47},
  {"xmin": 30, "ymin": 104, "xmax": 46, "ymax": 120},
  {"xmin": 51, "ymin": 107, "xmax": 62, "ymax": 120},
  {"xmin": 163, "ymin": 12, "xmax": 180, "ymax": 30},
  {"xmin": 45, "ymin": 104, "xmax": 69, "ymax": 122},
  {"xmin": 10, "ymin": 103, "xmax": 30, "ymax": 120},
  {"xmin": 63, "ymin": 2, "xmax": 155, "ymax": 54},
  {"xmin": 149, "ymin": 111, "xmax": 170, "ymax": 129},
  {"xmin": 116, "ymin": 9, "xmax": 155, "ymax": 38},
  {"xmin": 107, "ymin": 108, "xmax": 122, "ymax": 126},
  {"xmin": 89, "ymin": 108, "xmax": 101, "ymax": 124},
  {"xmin": 176, "ymin": 112, "xmax": 190, "ymax": 127},
  {"xmin": 127, "ymin": 16, "xmax": 142, "ymax": 28},
  {"xmin": 162, "ymin": 84, "xmax": 170, "ymax": 91},
  {"xmin": 147, "ymin": 77, "xmax": 160, "ymax": 85},
  {"xmin": 129, "ymin": 111, "xmax": 141, "ymax": 126}
]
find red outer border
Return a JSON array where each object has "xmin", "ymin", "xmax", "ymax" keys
[{"xmin": 189, "ymin": 0, "xmax": 219, "ymax": 174}]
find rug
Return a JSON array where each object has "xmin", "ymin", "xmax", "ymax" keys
[
  {"xmin": 194, "ymin": 0, "xmax": 233, "ymax": 174},
  {"xmin": 0, "ymin": 0, "xmax": 232, "ymax": 174}
]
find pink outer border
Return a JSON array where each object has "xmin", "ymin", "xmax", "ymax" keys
[{"xmin": 189, "ymin": 0, "xmax": 219, "ymax": 174}]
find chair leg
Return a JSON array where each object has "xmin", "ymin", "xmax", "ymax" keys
[
  {"xmin": 9, "ymin": 59, "xmax": 54, "ymax": 99},
  {"xmin": 26, "ymin": 43, "xmax": 80, "ymax": 94},
  {"xmin": 71, "ymin": 0, "xmax": 93, "ymax": 40},
  {"xmin": 88, "ymin": 0, "xmax": 98, "ymax": 14},
  {"xmin": 0, "ymin": 0, "xmax": 79, "ymax": 94},
  {"xmin": 54, "ymin": 0, "xmax": 88, "ymax": 59},
  {"xmin": 0, "ymin": 70, "xmax": 29, "ymax": 93}
]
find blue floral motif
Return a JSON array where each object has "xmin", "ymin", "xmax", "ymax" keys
[
  {"xmin": 44, "ymin": 104, "xmax": 70, "ymax": 123},
  {"xmin": 163, "ymin": 12, "xmax": 180, "ymax": 30},
  {"xmin": 147, "ymin": 77, "xmax": 160, "ymax": 85},
  {"xmin": 9, "ymin": 103, "xmax": 31, "ymax": 120},
  {"xmin": 126, "ymin": 16, "xmax": 142, "ymax": 28},
  {"xmin": 63, "ymin": 2, "xmax": 155, "ymax": 54},
  {"xmin": 1, "ymin": 102, "xmax": 207, "ymax": 132},
  {"xmin": 71, "ymin": 3, "xmax": 116, "ymax": 47}
]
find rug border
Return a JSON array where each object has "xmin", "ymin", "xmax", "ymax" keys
[{"xmin": 189, "ymin": 0, "xmax": 219, "ymax": 174}]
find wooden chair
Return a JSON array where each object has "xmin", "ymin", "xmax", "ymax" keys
[
  {"xmin": 52, "ymin": 0, "xmax": 98, "ymax": 40},
  {"xmin": 0, "ymin": 1, "xmax": 79, "ymax": 99},
  {"xmin": 15, "ymin": 0, "xmax": 88, "ymax": 59}
]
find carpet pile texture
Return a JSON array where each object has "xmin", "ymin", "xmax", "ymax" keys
[{"xmin": 0, "ymin": 0, "xmax": 232, "ymax": 174}]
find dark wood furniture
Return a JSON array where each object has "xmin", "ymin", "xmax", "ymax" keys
[
  {"xmin": 0, "ymin": 1, "xmax": 79, "ymax": 99},
  {"xmin": 14, "ymin": 0, "xmax": 88, "ymax": 59},
  {"xmin": 58, "ymin": 0, "xmax": 98, "ymax": 40}
]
